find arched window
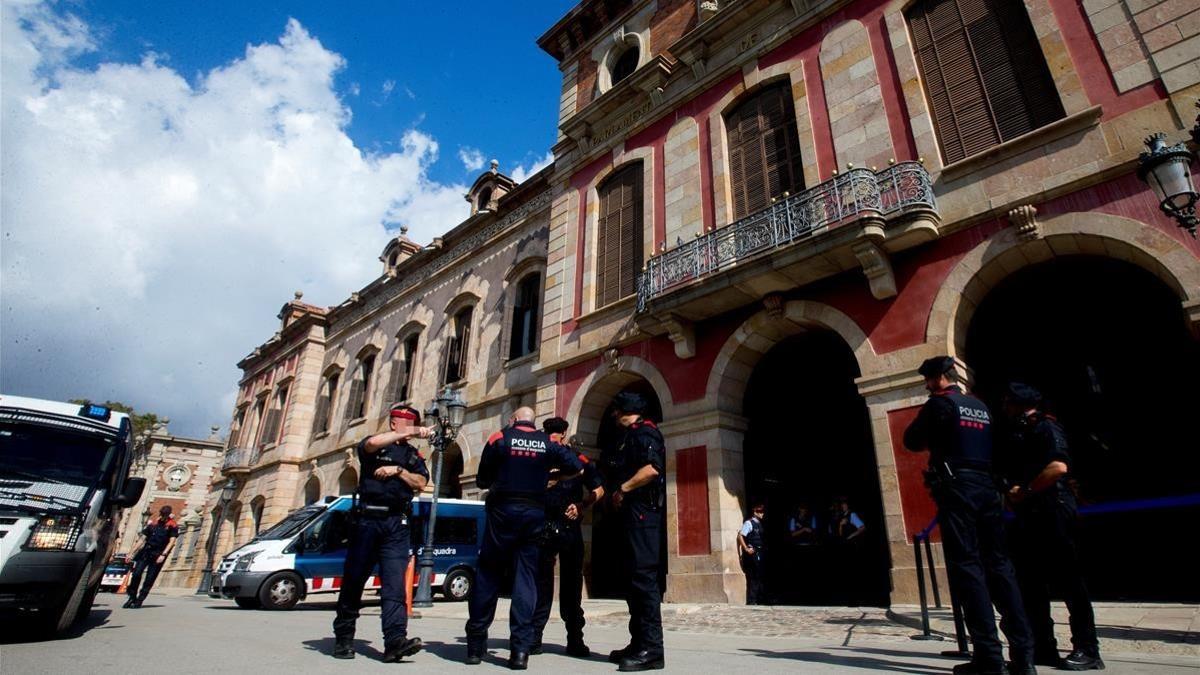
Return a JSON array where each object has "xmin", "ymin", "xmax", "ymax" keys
[
  {"xmin": 476, "ymin": 187, "xmax": 493, "ymax": 212},
  {"xmin": 250, "ymin": 496, "xmax": 266, "ymax": 535},
  {"xmin": 344, "ymin": 354, "xmax": 376, "ymax": 422},
  {"xmin": 611, "ymin": 46, "xmax": 639, "ymax": 86},
  {"xmin": 338, "ymin": 467, "xmax": 358, "ymax": 497},
  {"xmin": 596, "ymin": 163, "xmax": 644, "ymax": 308},
  {"xmin": 906, "ymin": 0, "xmax": 1064, "ymax": 164},
  {"xmin": 443, "ymin": 307, "xmax": 474, "ymax": 384},
  {"xmin": 725, "ymin": 80, "xmax": 805, "ymax": 220},
  {"xmin": 509, "ymin": 273, "xmax": 541, "ymax": 359},
  {"xmin": 243, "ymin": 398, "xmax": 266, "ymax": 447},
  {"xmin": 257, "ymin": 385, "xmax": 288, "ymax": 448},
  {"xmin": 312, "ymin": 370, "xmax": 340, "ymax": 435},
  {"xmin": 304, "ymin": 476, "xmax": 321, "ymax": 506},
  {"xmin": 388, "ymin": 333, "xmax": 421, "ymax": 404}
]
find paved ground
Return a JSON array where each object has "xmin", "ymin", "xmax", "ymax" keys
[{"xmin": 2, "ymin": 593, "xmax": 1197, "ymax": 673}]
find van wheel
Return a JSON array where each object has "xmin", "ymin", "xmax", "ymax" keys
[
  {"xmin": 234, "ymin": 597, "xmax": 261, "ymax": 609},
  {"xmin": 40, "ymin": 560, "xmax": 93, "ymax": 636},
  {"xmin": 74, "ymin": 579, "xmax": 100, "ymax": 626},
  {"xmin": 442, "ymin": 569, "xmax": 473, "ymax": 602},
  {"xmin": 258, "ymin": 572, "xmax": 303, "ymax": 610}
]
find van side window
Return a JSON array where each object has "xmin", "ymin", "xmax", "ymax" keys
[
  {"xmin": 410, "ymin": 516, "xmax": 478, "ymax": 546},
  {"xmin": 302, "ymin": 510, "xmax": 350, "ymax": 552}
]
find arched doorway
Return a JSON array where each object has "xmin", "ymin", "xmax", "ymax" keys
[
  {"xmin": 438, "ymin": 443, "xmax": 464, "ymax": 499},
  {"xmin": 966, "ymin": 255, "xmax": 1200, "ymax": 601},
  {"xmin": 742, "ymin": 330, "xmax": 890, "ymax": 606},
  {"xmin": 338, "ymin": 467, "xmax": 357, "ymax": 497},
  {"xmin": 303, "ymin": 476, "xmax": 321, "ymax": 506}
]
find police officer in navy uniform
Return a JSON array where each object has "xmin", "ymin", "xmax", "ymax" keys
[
  {"xmin": 604, "ymin": 392, "xmax": 667, "ymax": 672},
  {"xmin": 903, "ymin": 357, "xmax": 1036, "ymax": 675},
  {"xmin": 331, "ymin": 403, "xmax": 431, "ymax": 662},
  {"xmin": 123, "ymin": 505, "xmax": 179, "ymax": 608},
  {"xmin": 737, "ymin": 503, "xmax": 767, "ymax": 605},
  {"xmin": 531, "ymin": 417, "xmax": 604, "ymax": 658},
  {"xmin": 1001, "ymin": 383, "xmax": 1103, "ymax": 671},
  {"xmin": 465, "ymin": 407, "xmax": 583, "ymax": 670}
]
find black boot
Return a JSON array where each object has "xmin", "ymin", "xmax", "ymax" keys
[
  {"xmin": 508, "ymin": 651, "xmax": 528, "ymax": 670},
  {"xmin": 122, "ymin": 596, "xmax": 135, "ymax": 609},
  {"xmin": 465, "ymin": 644, "xmax": 484, "ymax": 665},
  {"xmin": 1007, "ymin": 662, "xmax": 1038, "ymax": 675},
  {"xmin": 609, "ymin": 645, "xmax": 636, "ymax": 663},
  {"xmin": 1061, "ymin": 649, "xmax": 1104, "ymax": 671},
  {"xmin": 382, "ymin": 637, "xmax": 422, "ymax": 662},
  {"xmin": 1033, "ymin": 650, "xmax": 1063, "ymax": 668},
  {"xmin": 529, "ymin": 641, "xmax": 543, "ymax": 655},
  {"xmin": 331, "ymin": 637, "xmax": 355, "ymax": 660},
  {"xmin": 618, "ymin": 650, "xmax": 665, "ymax": 672},
  {"xmin": 952, "ymin": 662, "xmax": 1007, "ymax": 675},
  {"xmin": 565, "ymin": 637, "xmax": 590, "ymax": 658}
]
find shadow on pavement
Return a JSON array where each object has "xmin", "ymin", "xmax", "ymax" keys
[
  {"xmin": 740, "ymin": 647, "xmax": 950, "ymax": 674},
  {"xmin": 301, "ymin": 636, "xmax": 385, "ymax": 661},
  {"xmin": 0, "ymin": 608, "xmax": 113, "ymax": 644},
  {"xmin": 1096, "ymin": 624, "xmax": 1198, "ymax": 645}
]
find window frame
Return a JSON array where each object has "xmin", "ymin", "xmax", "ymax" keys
[{"xmin": 595, "ymin": 162, "xmax": 645, "ymax": 309}]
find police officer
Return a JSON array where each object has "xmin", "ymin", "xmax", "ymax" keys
[
  {"xmin": 465, "ymin": 407, "xmax": 582, "ymax": 670},
  {"xmin": 903, "ymin": 356, "xmax": 1036, "ymax": 675},
  {"xmin": 737, "ymin": 503, "xmax": 767, "ymax": 605},
  {"xmin": 331, "ymin": 403, "xmax": 431, "ymax": 662},
  {"xmin": 603, "ymin": 392, "xmax": 666, "ymax": 672},
  {"xmin": 1001, "ymin": 383, "xmax": 1103, "ymax": 671},
  {"xmin": 531, "ymin": 417, "xmax": 604, "ymax": 658},
  {"xmin": 123, "ymin": 505, "xmax": 179, "ymax": 608}
]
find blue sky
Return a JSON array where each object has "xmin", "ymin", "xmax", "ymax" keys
[
  {"xmin": 68, "ymin": 0, "xmax": 577, "ymax": 184},
  {"xmin": 0, "ymin": 0, "xmax": 579, "ymax": 436}
]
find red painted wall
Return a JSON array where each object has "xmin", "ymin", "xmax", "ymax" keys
[
  {"xmin": 887, "ymin": 407, "xmax": 939, "ymax": 541},
  {"xmin": 675, "ymin": 445, "xmax": 711, "ymax": 555}
]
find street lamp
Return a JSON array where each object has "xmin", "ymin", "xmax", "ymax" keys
[
  {"xmin": 413, "ymin": 386, "xmax": 467, "ymax": 607},
  {"xmin": 1137, "ymin": 132, "xmax": 1198, "ymax": 238},
  {"xmin": 196, "ymin": 477, "xmax": 239, "ymax": 594}
]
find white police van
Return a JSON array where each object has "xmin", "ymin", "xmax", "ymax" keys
[
  {"xmin": 0, "ymin": 396, "xmax": 146, "ymax": 635},
  {"xmin": 210, "ymin": 495, "xmax": 484, "ymax": 610}
]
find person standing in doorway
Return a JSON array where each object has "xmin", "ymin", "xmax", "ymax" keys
[
  {"xmin": 124, "ymin": 505, "xmax": 179, "ymax": 608},
  {"xmin": 1001, "ymin": 383, "xmax": 1103, "ymax": 671},
  {"xmin": 904, "ymin": 356, "xmax": 1036, "ymax": 675},
  {"xmin": 738, "ymin": 503, "xmax": 767, "ymax": 605}
]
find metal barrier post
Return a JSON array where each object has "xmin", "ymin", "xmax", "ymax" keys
[
  {"xmin": 909, "ymin": 532, "xmax": 943, "ymax": 641},
  {"xmin": 923, "ymin": 536, "xmax": 942, "ymax": 609},
  {"xmin": 943, "ymin": 571, "xmax": 971, "ymax": 658}
]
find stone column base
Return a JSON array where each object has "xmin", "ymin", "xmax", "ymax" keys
[{"xmin": 664, "ymin": 571, "xmax": 743, "ymax": 604}]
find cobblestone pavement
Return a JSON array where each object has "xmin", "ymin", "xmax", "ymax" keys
[{"xmin": 589, "ymin": 604, "xmax": 915, "ymax": 644}]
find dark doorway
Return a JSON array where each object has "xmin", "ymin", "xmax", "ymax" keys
[
  {"xmin": 587, "ymin": 379, "xmax": 664, "ymax": 599},
  {"xmin": 742, "ymin": 331, "xmax": 891, "ymax": 607},
  {"xmin": 967, "ymin": 255, "xmax": 1200, "ymax": 601}
]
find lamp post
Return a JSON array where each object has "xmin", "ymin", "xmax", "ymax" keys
[
  {"xmin": 195, "ymin": 477, "xmax": 239, "ymax": 594},
  {"xmin": 413, "ymin": 386, "xmax": 467, "ymax": 607},
  {"xmin": 1137, "ymin": 129, "xmax": 1198, "ymax": 238}
]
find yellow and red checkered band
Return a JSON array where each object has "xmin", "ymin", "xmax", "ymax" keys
[{"xmin": 390, "ymin": 408, "xmax": 419, "ymax": 422}]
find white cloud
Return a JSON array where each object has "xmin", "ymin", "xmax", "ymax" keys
[
  {"xmin": 458, "ymin": 146, "xmax": 486, "ymax": 172},
  {"xmin": 381, "ymin": 79, "xmax": 395, "ymax": 96},
  {"xmin": 0, "ymin": 4, "xmax": 471, "ymax": 437},
  {"xmin": 348, "ymin": 81, "xmax": 360, "ymax": 96},
  {"xmin": 510, "ymin": 151, "xmax": 555, "ymax": 183}
]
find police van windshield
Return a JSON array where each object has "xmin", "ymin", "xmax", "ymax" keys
[
  {"xmin": 255, "ymin": 505, "xmax": 326, "ymax": 541},
  {"xmin": 0, "ymin": 420, "xmax": 117, "ymax": 506}
]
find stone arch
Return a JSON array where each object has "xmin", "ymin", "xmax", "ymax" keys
[
  {"xmin": 927, "ymin": 212, "xmax": 1200, "ymax": 360},
  {"xmin": 337, "ymin": 467, "xmax": 357, "ymax": 497},
  {"xmin": 303, "ymin": 475, "xmax": 321, "ymax": 506},
  {"xmin": 563, "ymin": 355, "xmax": 675, "ymax": 451},
  {"xmin": 706, "ymin": 300, "xmax": 884, "ymax": 413}
]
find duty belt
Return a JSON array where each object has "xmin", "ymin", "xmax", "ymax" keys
[{"xmin": 355, "ymin": 502, "xmax": 411, "ymax": 517}]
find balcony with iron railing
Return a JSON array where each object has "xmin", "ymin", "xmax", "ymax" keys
[
  {"xmin": 635, "ymin": 162, "xmax": 940, "ymax": 355},
  {"xmin": 220, "ymin": 447, "xmax": 258, "ymax": 474}
]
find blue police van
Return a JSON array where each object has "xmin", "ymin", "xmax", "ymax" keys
[{"xmin": 210, "ymin": 495, "xmax": 484, "ymax": 610}]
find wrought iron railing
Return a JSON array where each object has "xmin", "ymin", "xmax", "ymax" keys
[
  {"xmin": 637, "ymin": 161, "xmax": 936, "ymax": 310},
  {"xmin": 221, "ymin": 447, "xmax": 256, "ymax": 472}
]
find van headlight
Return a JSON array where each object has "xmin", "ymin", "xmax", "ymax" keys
[
  {"xmin": 26, "ymin": 515, "xmax": 82, "ymax": 551},
  {"xmin": 234, "ymin": 551, "xmax": 259, "ymax": 571}
]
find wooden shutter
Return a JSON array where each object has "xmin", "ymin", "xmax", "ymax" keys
[
  {"xmin": 597, "ymin": 164, "xmax": 643, "ymax": 308},
  {"xmin": 457, "ymin": 309, "xmax": 472, "ymax": 381},
  {"xmin": 725, "ymin": 81, "xmax": 805, "ymax": 220},
  {"xmin": 312, "ymin": 393, "xmax": 330, "ymax": 434},
  {"xmin": 907, "ymin": 0, "xmax": 1064, "ymax": 164},
  {"xmin": 258, "ymin": 408, "xmax": 280, "ymax": 447},
  {"xmin": 343, "ymin": 376, "xmax": 363, "ymax": 423}
]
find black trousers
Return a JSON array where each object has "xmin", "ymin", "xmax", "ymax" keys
[
  {"xmin": 740, "ymin": 553, "xmax": 764, "ymax": 605},
  {"xmin": 1011, "ymin": 497, "xmax": 1099, "ymax": 656},
  {"xmin": 466, "ymin": 502, "xmax": 544, "ymax": 653},
  {"xmin": 532, "ymin": 523, "xmax": 586, "ymax": 644},
  {"xmin": 127, "ymin": 550, "xmax": 165, "ymax": 601},
  {"xmin": 935, "ymin": 471, "xmax": 1034, "ymax": 668},
  {"xmin": 333, "ymin": 514, "xmax": 410, "ymax": 645},
  {"xmin": 622, "ymin": 505, "xmax": 664, "ymax": 657}
]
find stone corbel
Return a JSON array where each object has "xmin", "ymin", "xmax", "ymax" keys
[
  {"xmin": 1008, "ymin": 204, "xmax": 1040, "ymax": 241},
  {"xmin": 689, "ymin": 41, "xmax": 709, "ymax": 79},
  {"xmin": 698, "ymin": 1, "xmax": 720, "ymax": 22},
  {"xmin": 604, "ymin": 347, "xmax": 622, "ymax": 373},
  {"xmin": 763, "ymin": 293, "xmax": 784, "ymax": 319},
  {"xmin": 648, "ymin": 86, "xmax": 665, "ymax": 107},
  {"xmin": 661, "ymin": 314, "xmax": 696, "ymax": 359},
  {"xmin": 852, "ymin": 240, "xmax": 898, "ymax": 300}
]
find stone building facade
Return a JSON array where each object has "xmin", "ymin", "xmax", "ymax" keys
[
  {"xmin": 114, "ymin": 423, "xmax": 225, "ymax": 589},
  {"xmin": 190, "ymin": 0, "xmax": 1200, "ymax": 605}
]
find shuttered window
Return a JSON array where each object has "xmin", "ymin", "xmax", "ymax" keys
[
  {"xmin": 258, "ymin": 385, "xmax": 288, "ymax": 447},
  {"xmin": 444, "ymin": 307, "xmax": 473, "ymax": 384},
  {"xmin": 344, "ymin": 356, "xmax": 374, "ymax": 422},
  {"xmin": 906, "ymin": 0, "xmax": 1065, "ymax": 165},
  {"xmin": 509, "ymin": 273, "xmax": 541, "ymax": 359},
  {"xmin": 312, "ymin": 372, "xmax": 338, "ymax": 435},
  {"xmin": 596, "ymin": 163, "xmax": 643, "ymax": 308},
  {"xmin": 726, "ymin": 81, "xmax": 805, "ymax": 220},
  {"xmin": 388, "ymin": 334, "xmax": 420, "ymax": 404}
]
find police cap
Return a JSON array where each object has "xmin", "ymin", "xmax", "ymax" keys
[
  {"xmin": 917, "ymin": 356, "xmax": 956, "ymax": 379},
  {"xmin": 612, "ymin": 391, "xmax": 647, "ymax": 415},
  {"xmin": 1005, "ymin": 382, "xmax": 1043, "ymax": 408},
  {"xmin": 543, "ymin": 416, "xmax": 569, "ymax": 434}
]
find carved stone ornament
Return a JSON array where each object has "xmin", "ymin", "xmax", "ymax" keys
[
  {"xmin": 763, "ymin": 293, "xmax": 785, "ymax": 318},
  {"xmin": 698, "ymin": 0, "xmax": 720, "ymax": 22},
  {"xmin": 604, "ymin": 348, "xmax": 622, "ymax": 373},
  {"xmin": 1008, "ymin": 204, "xmax": 1040, "ymax": 241},
  {"xmin": 661, "ymin": 314, "xmax": 696, "ymax": 359},
  {"xmin": 164, "ymin": 464, "xmax": 191, "ymax": 492},
  {"xmin": 852, "ymin": 240, "xmax": 898, "ymax": 300}
]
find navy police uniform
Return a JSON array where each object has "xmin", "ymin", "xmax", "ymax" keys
[
  {"xmin": 1002, "ymin": 383, "xmax": 1101, "ymax": 668},
  {"xmin": 465, "ymin": 419, "xmax": 582, "ymax": 664},
  {"xmin": 739, "ymin": 515, "xmax": 766, "ymax": 605},
  {"xmin": 531, "ymin": 448, "xmax": 603, "ymax": 652},
  {"xmin": 125, "ymin": 512, "xmax": 178, "ymax": 606},
  {"xmin": 904, "ymin": 357, "xmax": 1034, "ymax": 674},
  {"xmin": 603, "ymin": 392, "xmax": 667, "ymax": 671},
  {"xmin": 332, "ymin": 430, "xmax": 428, "ymax": 655}
]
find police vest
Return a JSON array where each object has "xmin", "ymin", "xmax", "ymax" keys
[
  {"xmin": 744, "ymin": 517, "xmax": 765, "ymax": 551},
  {"xmin": 482, "ymin": 422, "xmax": 578, "ymax": 504},
  {"xmin": 357, "ymin": 441, "xmax": 427, "ymax": 508},
  {"xmin": 609, "ymin": 420, "xmax": 666, "ymax": 510},
  {"xmin": 932, "ymin": 386, "xmax": 994, "ymax": 469},
  {"xmin": 546, "ymin": 454, "xmax": 602, "ymax": 524},
  {"xmin": 142, "ymin": 518, "xmax": 178, "ymax": 553}
]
